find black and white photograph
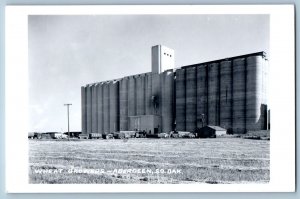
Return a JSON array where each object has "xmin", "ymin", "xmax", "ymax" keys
[
  {"xmin": 5, "ymin": 5, "xmax": 295, "ymax": 192},
  {"xmin": 28, "ymin": 13, "xmax": 270, "ymax": 184}
]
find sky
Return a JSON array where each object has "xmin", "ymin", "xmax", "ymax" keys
[{"xmin": 28, "ymin": 14, "xmax": 269, "ymax": 132}]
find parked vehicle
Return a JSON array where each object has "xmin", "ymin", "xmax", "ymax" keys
[
  {"xmin": 170, "ymin": 131, "xmax": 179, "ymax": 138},
  {"xmin": 54, "ymin": 133, "xmax": 68, "ymax": 139},
  {"xmin": 104, "ymin": 133, "xmax": 114, "ymax": 139},
  {"xmin": 89, "ymin": 133, "xmax": 102, "ymax": 139},
  {"xmin": 158, "ymin": 133, "xmax": 169, "ymax": 138}
]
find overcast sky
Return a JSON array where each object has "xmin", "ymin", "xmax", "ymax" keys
[{"xmin": 28, "ymin": 14, "xmax": 269, "ymax": 132}]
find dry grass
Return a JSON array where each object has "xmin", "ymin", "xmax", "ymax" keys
[{"xmin": 29, "ymin": 138, "xmax": 269, "ymax": 184}]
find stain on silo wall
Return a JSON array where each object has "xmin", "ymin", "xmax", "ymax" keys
[
  {"xmin": 136, "ymin": 75, "xmax": 145, "ymax": 115},
  {"xmin": 145, "ymin": 73, "xmax": 152, "ymax": 115},
  {"xmin": 151, "ymin": 73, "xmax": 161, "ymax": 115}
]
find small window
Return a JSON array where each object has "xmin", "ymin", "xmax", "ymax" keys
[
  {"xmin": 167, "ymin": 54, "xmax": 169, "ymax": 56},
  {"xmin": 170, "ymin": 55, "xmax": 172, "ymax": 57},
  {"xmin": 164, "ymin": 53, "xmax": 166, "ymax": 55}
]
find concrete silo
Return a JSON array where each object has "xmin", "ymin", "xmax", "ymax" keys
[
  {"xmin": 196, "ymin": 65, "xmax": 208, "ymax": 128},
  {"xmin": 151, "ymin": 73, "xmax": 161, "ymax": 115},
  {"xmin": 91, "ymin": 84, "xmax": 98, "ymax": 133},
  {"xmin": 232, "ymin": 58, "xmax": 246, "ymax": 134},
  {"xmin": 86, "ymin": 85, "xmax": 92, "ymax": 134},
  {"xmin": 81, "ymin": 86, "xmax": 87, "ymax": 135},
  {"xmin": 246, "ymin": 55, "xmax": 265, "ymax": 130},
  {"xmin": 109, "ymin": 81, "xmax": 119, "ymax": 133},
  {"xmin": 161, "ymin": 69, "xmax": 174, "ymax": 133},
  {"xmin": 145, "ymin": 73, "xmax": 152, "ymax": 115},
  {"xmin": 185, "ymin": 67, "xmax": 197, "ymax": 132},
  {"xmin": 128, "ymin": 76, "xmax": 136, "ymax": 116},
  {"xmin": 119, "ymin": 77, "xmax": 129, "ymax": 131},
  {"xmin": 103, "ymin": 82, "xmax": 110, "ymax": 134},
  {"xmin": 136, "ymin": 75, "xmax": 145, "ymax": 116},
  {"xmin": 208, "ymin": 63, "xmax": 220, "ymax": 126},
  {"xmin": 97, "ymin": 83, "xmax": 103, "ymax": 134},
  {"xmin": 220, "ymin": 60, "xmax": 232, "ymax": 131},
  {"xmin": 175, "ymin": 68, "xmax": 186, "ymax": 131}
]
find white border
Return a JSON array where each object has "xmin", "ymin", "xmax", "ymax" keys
[{"xmin": 5, "ymin": 5, "xmax": 295, "ymax": 193}]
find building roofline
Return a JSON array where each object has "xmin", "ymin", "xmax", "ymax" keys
[
  {"xmin": 85, "ymin": 51, "xmax": 267, "ymax": 86},
  {"xmin": 179, "ymin": 51, "xmax": 267, "ymax": 70},
  {"xmin": 86, "ymin": 72, "xmax": 152, "ymax": 86}
]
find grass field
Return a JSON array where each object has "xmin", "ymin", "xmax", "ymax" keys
[{"xmin": 29, "ymin": 138, "xmax": 269, "ymax": 184}]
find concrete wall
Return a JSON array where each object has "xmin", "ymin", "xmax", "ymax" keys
[{"xmin": 129, "ymin": 115, "xmax": 161, "ymax": 134}]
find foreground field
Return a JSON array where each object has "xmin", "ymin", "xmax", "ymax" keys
[{"xmin": 29, "ymin": 138, "xmax": 269, "ymax": 184}]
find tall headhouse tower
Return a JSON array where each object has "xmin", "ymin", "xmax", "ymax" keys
[{"xmin": 151, "ymin": 45, "xmax": 175, "ymax": 73}]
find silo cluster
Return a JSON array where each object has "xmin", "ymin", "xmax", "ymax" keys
[
  {"xmin": 81, "ymin": 70, "xmax": 175, "ymax": 135},
  {"xmin": 82, "ymin": 51, "xmax": 268, "ymax": 135},
  {"xmin": 173, "ymin": 52, "xmax": 268, "ymax": 134}
]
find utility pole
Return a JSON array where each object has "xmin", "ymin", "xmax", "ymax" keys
[{"xmin": 64, "ymin": 103, "xmax": 72, "ymax": 140}]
